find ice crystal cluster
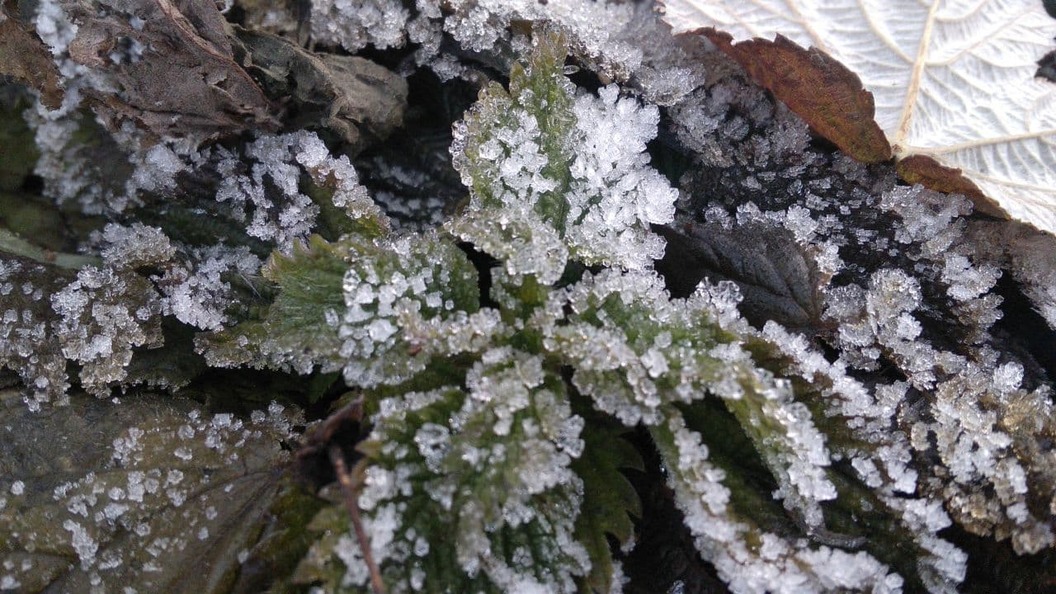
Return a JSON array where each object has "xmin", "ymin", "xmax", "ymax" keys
[{"xmin": 4, "ymin": 1, "xmax": 1056, "ymax": 593}]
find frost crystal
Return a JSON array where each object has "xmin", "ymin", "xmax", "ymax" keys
[
  {"xmin": 51, "ymin": 266, "xmax": 163, "ymax": 395},
  {"xmin": 451, "ymin": 34, "xmax": 676, "ymax": 280}
]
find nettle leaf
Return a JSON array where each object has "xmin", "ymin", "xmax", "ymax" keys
[
  {"xmin": 304, "ymin": 353, "xmax": 590, "ymax": 593},
  {"xmin": 572, "ymin": 419, "xmax": 643, "ymax": 594},
  {"xmin": 0, "ymin": 388, "xmax": 302, "ymax": 593},
  {"xmin": 199, "ymin": 235, "xmax": 352, "ymax": 375},
  {"xmin": 660, "ymin": 0, "xmax": 1056, "ymax": 234},
  {"xmin": 450, "ymin": 31, "xmax": 677, "ymax": 277}
]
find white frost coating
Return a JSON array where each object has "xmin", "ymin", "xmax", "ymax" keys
[
  {"xmin": 450, "ymin": 40, "xmax": 676, "ymax": 280},
  {"xmin": 310, "ymin": 0, "xmax": 410, "ymax": 52},
  {"xmin": 51, "ymin": 267, "xmax": 163, "ymax": 394},
  {"xmin": 158, "ymin": 246, "xmax": 261, "ymax": 332},
  {"xmin": 340, "ymin": 233, "xmax": 480, "ymax": 387},
  {"xmin": 100, "ymin": 223, "xmax": 176, "ymax": 268},
  {"xmin": 660, "ymin": 0, "xmax": 1056, "ymax": 235},
  {"xmin": 656, "ymin": 412, "xmax": 902, "ymax": 594},
  {"xmin": 564, "ymin": 85, "xmax": 677, "ymax": 270},
  {"xmin": 63, "ymin": 520, "xmax": 99, "ymax": 568},
  {"xmin": 342, "ymin": 353, "xmax": 589, "ymax": 592},
  {"xmin": 213, "ymin": 131, "xmax": 382, "ymax": 251}
]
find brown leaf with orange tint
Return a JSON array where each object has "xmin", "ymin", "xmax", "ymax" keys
[
  {"xmin": 702, "ymin": 28, "xmax": 891, "ymax": 164},
  {"xmin": 896, "ymin": 155, "xmax": 1002, "ymax": 218}
]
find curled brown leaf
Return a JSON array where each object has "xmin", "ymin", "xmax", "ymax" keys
[{"xmin": 702, "ymin": 28, "xmax": 892, "ymax": 164}]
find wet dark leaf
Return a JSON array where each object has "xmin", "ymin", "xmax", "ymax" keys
[
  {"xmin": 0, "ymin": 388, "xmax": 303, "ymax": 593},
  {"xmin": 657, "ymin": 221, "xmax": 829, "ymax": 331}
]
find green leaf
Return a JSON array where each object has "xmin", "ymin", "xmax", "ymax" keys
[
  {"xmin": 572, "ymin": 420, "xmax": 643, "ymax": 594},
  {"xmin": 451, "ymin": 31, "xmax": 576, "ymax": 231},
  {"xmin": 201, "ymin": 231, "xmax": 481, "ymax": 386},
  {"xmin": 300, "ymin": 352, "xmax": 590, "ymax": 592}
]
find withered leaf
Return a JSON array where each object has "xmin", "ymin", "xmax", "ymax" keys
[
  {"xmin": 0, "ymin": 1, "xmax": 63, "ymax": 109},
  {"xmin": 232, "ymin": 27, "xmax": 407, "ymax": 152},
  {"xmin": 895, "ymin": 155, "xmax": 998, "ymax": 217},
  {"xmin": 62, "ymin": 0, "xmax": 278, "ymax": 141},
  {"xmin": 0, "ymin": 388, "xmax": 303, "ymax": 593},
  {"xmin": 702, "ymin": 28, "xmax": 891, "ymax": 164}
]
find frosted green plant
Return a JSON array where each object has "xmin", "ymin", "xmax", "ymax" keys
[
  {"xmin": 205, "ymin": 34, "xmax": 912, "ymax": 592},
  {"xmin": 5, "ymin": 2, "xmax": 1056, "ymax": 592}
]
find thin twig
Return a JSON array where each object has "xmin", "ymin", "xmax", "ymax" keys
[{"xmin": 329, "ymin": 444, "xmax": 387, "ymax": 594}]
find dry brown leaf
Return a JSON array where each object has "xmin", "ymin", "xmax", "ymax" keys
[
  {"xmin": 702, "ymin": 28, "xmax": 891, "ymax": 163},
  {"xmin": 233, "ymin": 27, "xmax": 408, "ymax": 152},
  {"xmin": 0, "ymin": 1, "xmax": 63, "ymax": 109},
  {"xmin": 62, "ymin": 0, "xmax": 278, "ymax": 140}
]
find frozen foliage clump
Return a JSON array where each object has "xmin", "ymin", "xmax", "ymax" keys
[
  {"xmin": 450, "ymin": 35, "xmax": 676, "ymax": 278},
  {"xmin": 664, "ymin": 40, "xmax": 1056, "ymax": 586},
  {"xmin": 7, "ymin": 3, "xmax": 1056, "ymax": 593},
  {"xmin": 256, "ymin": 36, "xmax": 905, "ymax": 593},
  {"xmin": 51, "ymin": 265, "xmax": 163, "ymax": 395}
]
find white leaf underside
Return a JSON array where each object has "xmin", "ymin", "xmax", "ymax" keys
[{"xmin": 660, "ymin": 0, "xmax": 1056, "ymax": 235}]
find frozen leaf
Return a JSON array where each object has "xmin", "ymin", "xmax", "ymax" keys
[
  {"xmin": 0, "ymin": 255, "xmax": 73, "ymax": 408},
  {"xmin": 311, "ymin": 353, "xmax": 590, "ymax": 593},
  {"xmin": 0, "ymin": 1, "xmax": 63, "ymax": 109},
  {"xmin": 661, "ymin": 0, "xmax": 1056, "ymax": 233},
  {"xmin": 339, "ymin": 232, "xmax": 482, "ymax": 388},
  {"xmin": 451, "ymin": 32, "xmax": 677, "ymax": 277},
  {"xmin": 51, "ymin": 265, "xmax": 164, "ymax": 395},
  {"xmin": 0, "ymin": 388, "xmax": 303, "ymax": 593},
  {"xmin": 59, "ymin": 0, "xmax": 278, "ymax": 140},
  {"xmin": 202, "ymin": 230, "xmax": 481, "ymax": 385},
  {"xmin": 199, "ymin": 235, "xmax": 356, "ymax": 375},
  {"xmin": 233, "ymin": 27, "xmax": 408, "ymax": 152}
]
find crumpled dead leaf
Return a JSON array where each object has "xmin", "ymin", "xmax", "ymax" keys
[
  {"xmin": 50, "ymin": 0, "xmax": 405, "ymax": 148},
  {"xmin": 0, "ymin": 1, "xmax": 63, "ymax": 109},
  {"xmin": 62, "ymin": 0, "xmax": 278, "ymax": 140},
  {"xmin": 701, "ymin": 29, "xmax": 891, "ymax": 164},
  {"xmin": 233, "ymin": 27, "xmax": 407, "ymax": 152}
]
